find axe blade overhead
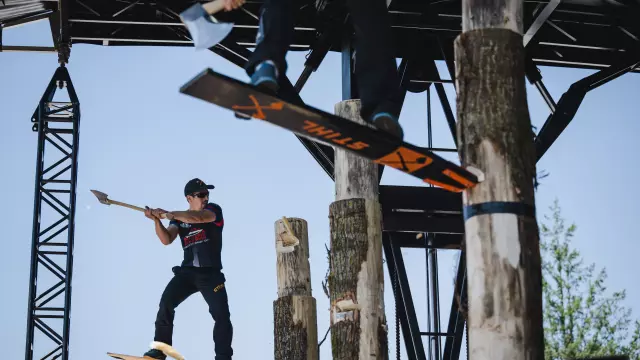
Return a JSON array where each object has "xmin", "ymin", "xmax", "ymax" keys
[
  {"xmin": 90, "ymin": 189, "xmax": 111, "ymax": 205},
  {"xmin": 180, "ymin": 3, "xmax": 234, "ymax": 50},
  {"xmin": 89, "ymin": 189, "xmax": 149, "ymax": 215}
]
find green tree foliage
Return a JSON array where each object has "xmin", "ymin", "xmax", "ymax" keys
[{"xmin": 540, "ymin": 199, "xmax": 640, "ymax": 360}]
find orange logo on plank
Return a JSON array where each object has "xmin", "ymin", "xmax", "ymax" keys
[
  {"xmin": 303, "ymin": 120, "xmax": 370, "ymax": 150},
  {"xmin": 232, "ymin": 95, "xmax": 283, "ymax": 120},
  {"xmin": 374, "ymin": 146, "xmax": 433, "ymax": 173},
  {"xmin": 442, "ymin": 169, "xmax": 476, "ymax": 188},
  {"xmin": 423, "ymin": 178, "xmax": 464, "ymax": 193}
]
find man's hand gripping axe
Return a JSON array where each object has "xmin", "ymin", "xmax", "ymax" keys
[{"xmin": 180, "ymin": 0, "xmax": 246, "ymax": 50}]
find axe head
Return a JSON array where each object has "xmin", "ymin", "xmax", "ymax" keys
[
  {"xmin": 180, "ymin": 4, "xmax": 234, "ymax": 50},
  {"xmin": 90, "ymin": 189, "xmax": 111, "ymax": 205}
]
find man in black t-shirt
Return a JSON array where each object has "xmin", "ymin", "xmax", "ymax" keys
[{"xmin": 141, "ymin": 178, "xmax": 233, "ymax": 360}]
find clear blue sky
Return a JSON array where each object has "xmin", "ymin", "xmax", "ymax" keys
[{"xmin": 1, "ymin": 19, "xmax": 638, "ymax": 360}]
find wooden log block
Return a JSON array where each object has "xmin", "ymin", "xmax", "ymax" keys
[
  {"xmin": 329, "ymin": 100, "xmax": 386, "ymax": 360},
  {"xmin": 455, "ymin": 0, "xmax": 544, "ymax": 359},
  {"xmin": 275, "ymin": 217, "xmax": 311, "ymax": 297},
  {"xmin": 273, "ymin": 217, "xmax": 318, "ymax": 360},
  {"xmin": 328, "ymin": 198, "xmax": 385, "ymax": 360},
  {"xmin": 274, "ymin": 295, "xmax": 318, "ymax": 360},
  {"xmin": 334, "ymin": 99, "xmax": 378, "ymax": 201}
]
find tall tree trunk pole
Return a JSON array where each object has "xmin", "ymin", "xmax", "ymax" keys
[
  {"xmin": 454, "ymin": 0, "xmax": 544, "ymax": 359},
  {"xmin": 273, "ymin": 218, "xmax": 318, "ymax": 360},
  {"xmin": 329, "ymin": 100, "xmax": 387, "ymax": 360}
]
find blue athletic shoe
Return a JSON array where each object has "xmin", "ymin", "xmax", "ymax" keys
[
  {"xmin": 250, "ymin": 60, "xmax": 279, "ymax": 94},
  {"xmin": 235, "ymin": 60, "xmax": 280, "ymax": 120},
  {"xmin": 372, "ymin": 111, "xmax": 404, "ymax": 141}
]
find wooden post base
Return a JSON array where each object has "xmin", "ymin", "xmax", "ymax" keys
[
  {"xmin": 274, "ymin": 295, "xmax": 318, "ymax": 360},
  {"xmin": 328, "ymin": 197, "xmax": 386, "ymax": 360}
]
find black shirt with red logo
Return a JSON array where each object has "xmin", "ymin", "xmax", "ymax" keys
[{"xmin": 169, "ymin": 203, "xmax": 224, "ymax": 270}]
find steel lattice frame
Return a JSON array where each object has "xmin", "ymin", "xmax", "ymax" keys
[{"xmin": 24, "ymin": 66, "xmax": 80, "ymax": 360}]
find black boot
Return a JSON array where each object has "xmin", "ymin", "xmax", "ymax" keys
[{"xmin": 143, "ymin": 349, "xmax": 166, "ymax": 360}]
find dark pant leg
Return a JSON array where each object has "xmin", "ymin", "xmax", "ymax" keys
[
  {"xmin": 346, "ymin": 0, "xmax": 402, "ymax": 121},
  {"xmin": 245, "ymin": 0, "xmax": 294, "ymax": 78},
  {"xmin": 154, "ymin": 267, "xmax": 198, "ymax": 345},
  {"xmin": 194, "ymin": 270, "xmax": 233, "ymax": 360}
]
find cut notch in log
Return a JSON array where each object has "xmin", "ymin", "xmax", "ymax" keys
[
  {"xmin": 276, "ymin": 216, "xmax": 301, "ymax": 253},
  {"xmin": 275, "ymin": 217, "xmax": 311, "ymax": 298}
]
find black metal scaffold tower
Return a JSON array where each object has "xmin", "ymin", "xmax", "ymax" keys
[{"xmin": 1, "ymin": 0, "xmax": 638, "ymax": 359}]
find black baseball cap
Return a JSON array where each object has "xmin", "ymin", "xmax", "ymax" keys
[{"xmin": 184, "ymin": 178, "xmax": 214, "ymax": 196}]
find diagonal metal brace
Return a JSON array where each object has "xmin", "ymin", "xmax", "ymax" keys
[
  {"xmin": 535, "ymin": 52, "xmax": 640, "ymax": 161},
  {"xmin": 524, "ymin": 0, "xmax": 562, "ymax": 47}
]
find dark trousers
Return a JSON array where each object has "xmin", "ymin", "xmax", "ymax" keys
[
  {"xmin": 245, "ymin": 0, "xmax": 401, "ymax": 121},
  {"xmin": 154, "ymin": 266, "xmax": 233, "ymax": 360}
]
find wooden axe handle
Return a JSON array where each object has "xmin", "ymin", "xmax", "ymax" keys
[
  {"xmin": 108, "ymin": 199, "xmax": 169, "ymax": 219},
  {"xmin": 203, "ymin": 0, "xmax": 227, "ymax": 15},
  {"xmin": 108, "ymin": 199, "xmax": 145, "ymax": 212}
]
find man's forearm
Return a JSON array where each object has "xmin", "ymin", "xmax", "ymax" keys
[
  {"xmin": 154, "ymin": 219, "xmax": 172, "ymax": 245},
  {"xmin": 170, "ymin": 210, "xmax": 215, "ymax": 224}
]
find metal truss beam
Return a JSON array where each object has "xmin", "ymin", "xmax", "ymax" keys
[
  {"xmin": 390, "ymin": 232, "xmax": 462, "ymax": 250},
  {"xmin": 53, "ymin": 0, "xmax": 640, "ymax": 72},
  {"xmin": 380, "ymin": 186, "xmax": 463, "ymax": 234},
  {"xmin": 442, "ymin": 250, "xmax": 467, "ymax": 360},
  {"xmin": 524, "ymin": 0, "xmax": 562, "ymax": 47},
  {"xmin": 56, "ymin": 0, "xmax": 70, "ymax": 64},
  {"xmin": 384, "ymin": 233, "xmax": 427, "ymax": 360},
  {"xmin": 534, "ymin": 51, "xmax": 640, "ymax": 161},
  {"xmin": 437, "ymin": 37, "xmax": 457, "ymax": 88},
  {"xmin": 0, "ymin": 45, "xmax": 56, "ymax": 52},
  {"xmin": 384, "ymin": 231, "xmax": 465, "ymax": 360},
  {"xmin": 380, "ymin": 185, "xmax": 462, "ymax": 216},
  {"xmin": 341, "ymin": 22, "xmax": 358, "ymax": 101},
  {"xmin": 425, "ymin": 60, "xmax": 457, "ymax": 146},
  {"xmin": 383, "ymin": 212, "xmax": 463, "ymax": 234},
  {"xmin": 24, "ymin": 65, "xmax": 80, "ymax": 360},
  {"xmin": 381, "ymin": 185, "xmax": 466, "ymax": 360},
  {"xmin": 0, "ymin": 9, "xmax": 54, "ymax": 28}
]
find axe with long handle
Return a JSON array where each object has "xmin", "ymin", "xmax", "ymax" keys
[
  {"xmin": 90, "ymin": 189, "xmax": 169, "ymax": 219},
  {"xmin": 180, "ymin": 0, "xmax": 246, "ymax": 50}
]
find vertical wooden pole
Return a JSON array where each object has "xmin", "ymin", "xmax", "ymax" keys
[
  {"xmin": 454, "ymin": 0, "xmax": 544, "ymax": 359},
  {"xmin": 328, "ymin": 99, "xmax": 386, "ymax": 360},
  {"xmin": 273, "ymin": 218, "xmax": 318, "ymax": 360},
  {"xmin": 334, "ymin": 100, "xmax": 379, "ymax": 200}
]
